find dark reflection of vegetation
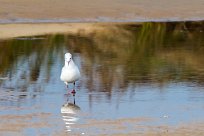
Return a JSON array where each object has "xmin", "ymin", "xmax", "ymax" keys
[{"xmin": 0, "ymin": 21, "xmax": 204, "ymax": 100}]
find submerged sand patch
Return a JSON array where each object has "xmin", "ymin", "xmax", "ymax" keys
[
  {"xmin": 101, "ymin": 122, "xmax": 204, "ymax": 136},
  {"xmin": 2, "ymin": 112, "xmax": 202, "ymax": 136},
  {"xmin": 0, "ymin": 113, "xmax": 51, "ymax": 136}
]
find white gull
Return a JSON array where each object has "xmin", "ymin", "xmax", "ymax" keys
[{"xmin": 60, "ymin": 53, "xmax": 80, "ymax": 94}]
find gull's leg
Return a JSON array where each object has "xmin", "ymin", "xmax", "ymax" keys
[
  {"xmin": 65, "ymin": 82, "xmax": 68, "ymax": 89},
  {"xmin": 71, "ymin": 82, "xmax": 76, "ymax": 96},
  {"xmin": 73, "ymin": 95, "xmax": 75, "ymax": 105},
  {"xmin": 64, "ymin": 82, "xmax": 70, "ymax": 94}
]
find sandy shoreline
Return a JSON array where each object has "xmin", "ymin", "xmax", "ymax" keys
[
  {"xmin": 0, "ymin": 23, "xmax": 94, "ymax": 39},
  {"xmin": 0, "ymin": 23, "xmax": 123, "ymax": 39},
  {"xmin": 0, "ymin": 0, "xmax": 204, "ymax": 23},
  {"xmin": 0, "ymin": 0, "xmax": 204, "ymax": 39}
]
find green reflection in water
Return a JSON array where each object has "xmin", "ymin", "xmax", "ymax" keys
[{"xmin": 0, "ymin": 22, "xmax": 204, "ymax": 93}]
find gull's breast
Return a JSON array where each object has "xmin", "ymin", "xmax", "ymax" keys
[{"xmin": 60, "ymin": 66, "xmax": 80, "ymax": 83}]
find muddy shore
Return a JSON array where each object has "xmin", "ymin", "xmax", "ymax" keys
[{"xmin": 0, "ymin": 0, "xmax": 204, "ymax": 23}]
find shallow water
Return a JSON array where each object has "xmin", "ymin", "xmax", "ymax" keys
[{"xmin": 0, "ymin": 22, "xmax": 204, "ymax": 135}]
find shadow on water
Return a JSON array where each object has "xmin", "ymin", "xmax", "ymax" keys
[{"xmin": 0, "ymin": 21, "xmax": 204, "ymax": 135}]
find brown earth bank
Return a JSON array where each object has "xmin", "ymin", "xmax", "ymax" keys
[{"xmin": 0, "ymin": 0, "xmax": 204, "ymax": 23}]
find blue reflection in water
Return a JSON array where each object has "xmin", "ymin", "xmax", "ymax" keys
[{"xmin": 0, "ymin": 22, "xmax": 204, "ymax": 135}]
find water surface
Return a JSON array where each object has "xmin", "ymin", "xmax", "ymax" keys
[{"xmin": 0, "ymin": 22, "xmax": 204, "ymax": 135}]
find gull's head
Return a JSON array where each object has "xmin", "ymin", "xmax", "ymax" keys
[
  {"xmin": 65, "ymin": 53, "xmax": 72, "ymax": 61},
  {"xmin": 64, "ymin": 53, "xmax": 72, "ymax": 65}
]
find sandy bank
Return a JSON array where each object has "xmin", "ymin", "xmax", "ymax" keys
[
  {"xmin": 0, "ymin": 23, "xmax": 109, "ymax": 39},
  {"xmin": 0, "ymin": 0, "xmax": 204, "ymax": 23}
]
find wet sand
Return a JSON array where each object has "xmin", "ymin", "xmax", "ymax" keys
[
  {"xmin": 0, "ymin": 0, "xmax": 204, "ymax": 23},
  {"xmin": 1, "ymin": 113, "xmax": 204, "ymax": 136}
]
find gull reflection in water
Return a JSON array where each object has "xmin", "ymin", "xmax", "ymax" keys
[{"xmin": 61, "ymin": 98, "xmax": 80, "ymax": 132}]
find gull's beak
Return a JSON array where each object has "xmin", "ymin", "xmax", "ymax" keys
[{"xmin": 68, "ymin": 58, "xmax": 71, "ymax": 66}]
